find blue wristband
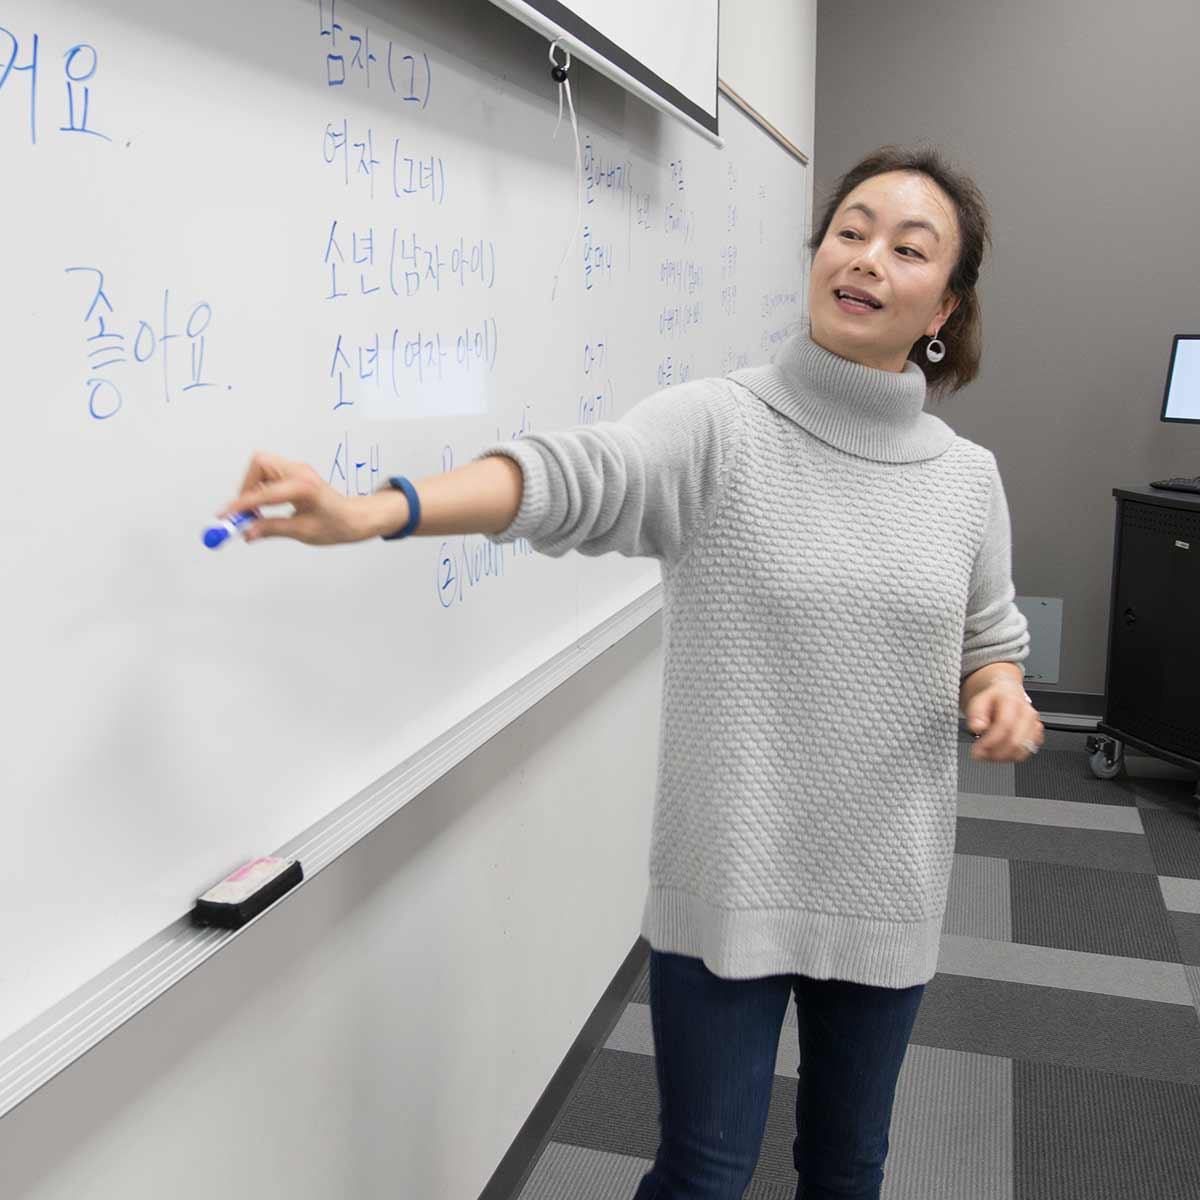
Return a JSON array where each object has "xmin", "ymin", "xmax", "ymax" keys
[{"xmin": 380, "ymin": 476, "xmax": 421, "ymax": 541}]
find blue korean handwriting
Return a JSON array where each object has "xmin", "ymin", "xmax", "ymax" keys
[
  {"xmin": 761, "ymin": 321, "xmax": 799, "ymax": 354},
  {"xmin": 582, "ymin": 225, "xmax": 613, "ymax": 290},
  {"xmin": 326, "ymin": 317, "xmax": 498, "ymax": 410},
  {"xmin": 328, "ymin": 430, "xmax": 381, "ymax": 496},
  {"xmin": 761, "ymin": 288, "xmax": 800, "ymax": 318},
  {"xmin": 495, "ymin": 404, "xmax": 533, "ymax": 444},
  {"xmin": 325, "ymin": 221, "xmax": 382, "ymax": 298},
  {"xmin": 658, "ymin": 300, "xmax": 702, "ymax": 337},
  {"xmin": 582, "ymin": 339, "xmax": 606, "ymax": 375},
  {"xmin": 656, "ymin": 356, "xmax": 692, "ymax": 388},
  {"xmin": 386, "ymin": 46, "xmax": 432, "ymax": 108},
  {"xmin": 318, "ymin": 1, "xmax": 431, "ymax": 108},
  {"xmin": 0, "ymin": 25, "xmax": 37, "ymax": 144},
  {"xmin": 0, "ymin": 27, "xmax": 115, "ymax": 146},
  {"xmin": 579, "ymin": 338, "xmax": 612, "ymax": 423},
  {"xmin": 354, "ymin": 126, "xmax": 380, "ymax": 196},
  {"xmin": 324, "ymin": 118, "xmax": 350, "ymax": 184},
  {"xmin": 181, "ymin": 302, "xmax": 217, "ymax": 393},
  {"xmin": 663, "ymin": 200, "xmax": 694, "ymax": 243},
  {"xmin": 322, "ymin": 124, "xmax": 445, "ymax": 205},
  {"xmin": 329, "ymin": 332, "xmax": 381, "ymax": 410},
  {"xmin": 387, "ymin": 231, "xmax": 496, "ymax": 297},
  {"xmin": 66, "ymin": 266, "xmax": 222, "ymax": 418},
  {"xmin": 60, "ymin": 43, "xmax": 110, "ymax": 140},
  {"xmin": 634, "ymin": 189, "xmax": 654, "ymax": 232},
  {"xmin": 721, "ymin": 347, "xmax": 750, "ymax": 373},
  {"xmin": 323, "ymin": 119, "xmax": 379, "ymax": 195},
  {"xmin": 578, "ymin": 378, "xmax": 614, "ymax": 426},
  {"xmin": 659, "ymin": 257, "xmax": 703, "ymax": 294},
  {"xmin": 322, "ymin": 222, "xmax": 496, "ymax": 301},
  {"xmin": 391, "ymin": 143, "xmax": 445, "ymax": 204},
  {"xmin": 452, "ymin": 318, "xmax": 498, "ymax": 374},
  {"xmin": 582, "ymin": 136, "xmax": 629, "ymax": 207},
  {"xmin": 65, "ymin": 265, "xmax": 123, "ymax": 419},
  {"xmin": 0, "ymin": 28, "xmax": 114, "ymax": 146}
]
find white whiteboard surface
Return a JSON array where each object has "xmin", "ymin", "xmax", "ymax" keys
[{"xmin": 1, "ymin": 0, "xmax": 807, "ymax": 1049}]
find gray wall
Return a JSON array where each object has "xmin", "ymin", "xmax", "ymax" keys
[{"xmin": 814, "ymin": 0, "xmax": 1200, "ymax": 698}]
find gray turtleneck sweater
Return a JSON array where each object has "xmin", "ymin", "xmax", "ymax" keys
[{"xmin": 472, "ymin": 328, "xmax": 1030, "ymax": 988}]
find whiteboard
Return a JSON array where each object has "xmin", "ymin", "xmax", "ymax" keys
[{"xmin": 0, "ymin": 0, "xmax": 808, "ymax": 1048}]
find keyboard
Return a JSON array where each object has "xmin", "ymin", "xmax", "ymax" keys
[{"xmin": 1150, "ymin": 476, "xmax": 1200, "ymax": 493}]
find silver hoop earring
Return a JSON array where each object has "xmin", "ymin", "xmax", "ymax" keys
[{"xmin": 925, "ymin": 331, "xmax": 946, "ymax": 364}]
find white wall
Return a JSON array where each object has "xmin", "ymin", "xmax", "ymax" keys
[
  {"xmin": 721, "ymin": 0, "xmax": 817, "ymax": 157},
  {"xmin": 0, "ymin": 4, "xmax": 816, "ymax": 1196}
]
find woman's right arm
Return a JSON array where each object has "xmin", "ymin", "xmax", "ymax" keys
[
  {"xmin": 365, "ymin": 455, "xmax": 526, "ymax": 538},
  {"xmin": 217, "ymin": 377, "xmax": 743, "ymax": 557},
  {"xmin": 468, "ymin": 378, "xmax": 744, "ymax": 562},
  {"xmin": 215, "ymin": 453, "xmax": 524, "ymax": 544}
]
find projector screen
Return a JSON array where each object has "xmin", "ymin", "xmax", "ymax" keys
[{"xmin": 488, "ymin": 0, "xmax": 720, "ymax": 138}]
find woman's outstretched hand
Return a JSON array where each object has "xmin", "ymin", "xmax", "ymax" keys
[{"xmin": 216, "ymin": 451, "xmax": 388, "ymax": 545}]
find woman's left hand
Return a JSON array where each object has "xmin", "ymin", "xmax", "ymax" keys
[{"xmin": 964, "ymin": 683, "xmax": 1045, "ymax": 762}]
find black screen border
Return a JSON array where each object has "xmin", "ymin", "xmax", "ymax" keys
[{"xmin": 522, "ymin": 0, "xmax": 720, "ymax": 136}]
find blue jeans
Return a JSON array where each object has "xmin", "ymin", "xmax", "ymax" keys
[{"xmin": 632, "ymin": 948, "xmax": 926, "ymax": 1200}]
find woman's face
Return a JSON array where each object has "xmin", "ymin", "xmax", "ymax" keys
[{"xmin": 809, "ymin": 170, "xmax": 962, "ymax": 373}]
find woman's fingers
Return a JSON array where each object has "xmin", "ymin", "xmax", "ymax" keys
[
  {"xmin": 244, "ymin": 514, "xmax": 308, "ymax": 542},
  {"xmin": 229, "ymin": 450, "xmax": 293, "ymax": 504},
  {"xmin": 218, "ymin": 453, "xmax": 369, "ymax": 545},
  {"xmin": 971, "ymin": 691, "xmax": 1017, "ymax": 753},
  {"xmin": 218, "ymin": 468, "xmax": 320, "ymax": 519},
  {"xmin": 972, "ymin": 708, "xmax": 1045, "ymax": 762},
  {"xmin": 233, "ymin": 450, "xmax": 272, "ymax": 498}
]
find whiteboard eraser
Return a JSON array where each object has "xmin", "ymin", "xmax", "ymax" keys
[{"xmin": 192, "ymin": 857, "xmax": 303, "ymax": 929}]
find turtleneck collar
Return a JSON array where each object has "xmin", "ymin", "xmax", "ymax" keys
[{"xmin": 729, "ymin": 324, "xmax": 956, "ymax": 463}]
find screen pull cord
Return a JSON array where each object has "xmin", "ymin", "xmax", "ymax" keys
[{"xmin": 548, "ymin": 39, "xmax": 584, "ymax": 303}]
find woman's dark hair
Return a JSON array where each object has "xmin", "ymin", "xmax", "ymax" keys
[{"xmin": 806, "ymin": 143, "xmax": 992, "ymax": 402}]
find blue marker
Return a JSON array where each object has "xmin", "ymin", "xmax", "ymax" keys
[{"xmin": 203, "ymin": 510, "xmax": 258, "ymax": 549}]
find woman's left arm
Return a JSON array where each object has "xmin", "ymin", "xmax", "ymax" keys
[
  {"xmin": 960, "ymin": 660, "xmax": 1024, "ymax": 709},
  {"xmin": 958, "ymin": 458, "xmax": 1044, "ymax": 762}
]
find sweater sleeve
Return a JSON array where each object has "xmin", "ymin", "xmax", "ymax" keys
[
  {"xmin": 961, "ymin": 455, "xmax": 1031, "ymax": 681},
  {"xmin": 470, "ymin": 377, "xmax": 742, "ymax": 566}
]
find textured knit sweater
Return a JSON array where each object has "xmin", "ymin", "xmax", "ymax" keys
[{"xmin": 472, "ymin": 327, "xmax": 1030, "ymax": 988}]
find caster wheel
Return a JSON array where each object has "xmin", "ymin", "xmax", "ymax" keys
[
  {"xmin": 1089, "ymin": 750, "xmax": 1124, "ymax": 779},
  {"xmin": 1087, "ymin": 737, "xmax": 1125, "ymax": 780}
]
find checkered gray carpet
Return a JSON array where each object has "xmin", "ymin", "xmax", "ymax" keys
[{"xmin": 513, "ymin": 730, "xmax": 1200, "ymax": 1199}]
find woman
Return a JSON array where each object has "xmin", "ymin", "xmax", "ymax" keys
[{"xmin": 217, "ymin": 144, "xmax": 1044, "ymax": 1199}]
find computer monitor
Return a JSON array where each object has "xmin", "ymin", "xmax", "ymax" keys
[{"xmin": 1161, "ymin": 334, "xmax": 1200, "ymax": 422}]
